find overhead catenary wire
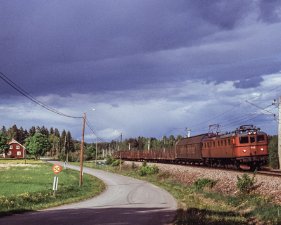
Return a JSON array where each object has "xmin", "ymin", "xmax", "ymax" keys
[{"xmin": 0, "ymin": 71, "xmax": 82, "ymax": 119}]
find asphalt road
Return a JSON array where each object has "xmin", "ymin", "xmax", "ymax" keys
[{"xmin": 0, "ymin": 162, "xmax": 177, "ymax": 225}]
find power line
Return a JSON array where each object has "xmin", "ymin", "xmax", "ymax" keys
[
  {"xmin": 245, "ymin": 101, "xmax": 276, "ymax": 115},
  {"xmin": 85, "ymin": 118, "xmax": 121, "ymax": 143},
  {"xmin": 0, "ymin": 72, "xmax": 82, "ymax": 119}
]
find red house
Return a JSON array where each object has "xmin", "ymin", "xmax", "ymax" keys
[{"xmin": 6, "ymin": 139, "xmax": 27, "ymax": 159}]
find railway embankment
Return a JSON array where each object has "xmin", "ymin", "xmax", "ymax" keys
[{"xmin": 125, "ymin": 161, "xmax": 281, "ymax": 204}]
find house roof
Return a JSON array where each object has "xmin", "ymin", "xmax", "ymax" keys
[{"xmin": 8, "ymin": 139, "xmax": 26, "ymax": 149}]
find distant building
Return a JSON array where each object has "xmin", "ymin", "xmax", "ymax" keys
[{"xmin": 6, "ymin": 139, "xmax": 26, "ymax": 159}]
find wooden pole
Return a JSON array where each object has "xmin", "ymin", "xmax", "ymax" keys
[
  {"xmin": 79, "ymin": 113, "xmax": 86, "ymax": 187},
  {"xmin": 277, "ymin": 96, "xmax": 281, "ymax": 169},
  {"xmin": 95, "ymin": 138, "xmax": 98, "ymax": 166}
]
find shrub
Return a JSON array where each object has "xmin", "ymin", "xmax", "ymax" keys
[
  {"xmin": 139, "ymin": 165, "xmax": 159, "ymax": 176},
  {"xmin": 142, "ymin": 161, "xmax": 147, "ymax": 167},
  {"xmin": 111, "ymin": 159, "xmax": 122, "ymax": 167},
  {"xmin": 236, "ymin": 173, "xmax": 256, "ymax": 194},
  {"xmin": 193, "ymin": 178, "xmax": 217, "ymax": 191},
  {"xmin": 105, "ymin": 156, "xmax": 114, "ymax": 165}
]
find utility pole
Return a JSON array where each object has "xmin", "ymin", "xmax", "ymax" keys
[
  {"xmin": 95, "ymin": 137, "xmax": 98, "ymax": 166},
  {"xmin": 79, "ymin": 113, "xmax": 86, "ymax": 187},
  {"xmin": 277, "ymin": 96, "xmax": 281, "ymax": 169},
  {"xmin": 163, "ymin": 136, "xmax": 166, "ymax": 152},
  {"xmin": 119, "ymin": 133, "xmax": 122, "ymax": 171},
  {"xmin": 64, "ymin": 135, "xmax": 68, "ymax": 163}
]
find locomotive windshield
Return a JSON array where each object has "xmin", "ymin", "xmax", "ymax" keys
[
  {"xmin": 250, "ymin": 136, "xmax": 255, "ymax": 143},
  {"xmin": 257, "ymin": 135, "xmax": 265, "ymax": 142},
  {"xmin": 239, "ymin": 134, "xmax": 266, "ymax": 144},
  {"xmin": 239, "ymin": 136, "xmax": 248, "ymax": 144}
]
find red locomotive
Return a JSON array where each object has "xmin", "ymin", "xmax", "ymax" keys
[{"xmin": 116, "ymin": 125, "xmax": 268, "ymax": 170}]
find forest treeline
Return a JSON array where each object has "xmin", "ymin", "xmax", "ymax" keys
[
  {"xmin": 0, "ymin": 124, "xmax": 278, "ymax": 168},
  {"xmin": 0, "ymin": 124, "xmax": 183, "ymax": 161}
]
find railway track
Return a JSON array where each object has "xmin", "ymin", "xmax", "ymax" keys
[{"xmin": 257, "ymin": 168, "xmax": 281, "ymax": 177}]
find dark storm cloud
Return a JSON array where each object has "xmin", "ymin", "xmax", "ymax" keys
[
  {"xmin": 258, "ymin": 0, "xmax": 281, "ymax": 23},
  {"xmin": 0, "ymin": 0, "xmax": 281, "ymax": 97}
]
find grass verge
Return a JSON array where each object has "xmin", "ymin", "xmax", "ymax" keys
[
  {"xmin": 0, "ymin": 159, "xmax": 105, "ymax": 216},
  {"xmin": 82, "ymin": 160, "xmax": 281, "ymax": 225}
]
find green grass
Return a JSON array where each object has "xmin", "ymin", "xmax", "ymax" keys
[
  {"xmin": 81, "ymin": 161, "xmax": 281, "ymax": 225},
  {"xmin": 0, "ymin": 158, "xmax": 44, "ymax": 164},
  {"xmin": 0, "ymin": 160, "xmax": 105, "ymax": 216}
]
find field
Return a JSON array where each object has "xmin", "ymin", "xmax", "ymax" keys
[{"xmin": 0, "ymin": 159, "xmax": 105, "ymax": 216}]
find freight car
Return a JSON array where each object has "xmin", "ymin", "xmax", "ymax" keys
[{"xmin": 116, "ymin": 125, "xmax": 268, "ymax": 170}]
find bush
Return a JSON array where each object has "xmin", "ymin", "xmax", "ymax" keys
[
  {"xmin": 139, "ymin": 165, "xmax": 159, "ymax": 176},
  {"xmin": 105, "ymin": 156, "xmax": 114, "ymax": 165},
  {"xmin": 237, "ymin": 173, "xmax": 256, "ymax": 194},
  {"xmin": 193, "ymin": 178, "xmax": 217, "ymax": 191},
  {"xmin": 111, "ymin": 159, "xmax": 122, "ymax": 167},
  {"xmin": 142, "ymin": 161, "xmax": 147, "ymax": 167}
]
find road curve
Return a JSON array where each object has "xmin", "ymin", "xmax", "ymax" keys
[{"xmin": 0, "ymin": 161, "xmax": 177, "ymax": 225}]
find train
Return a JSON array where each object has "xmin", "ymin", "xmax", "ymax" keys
[{"xmin": 115, "ymin": 125, "xmax": 268, "ymax": 170}]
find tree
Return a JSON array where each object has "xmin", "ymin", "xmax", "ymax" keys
[
  {"xmin": 268, "ymin": 135, "xmax": 278, "ymax": 169},
  {"xmin": 66, "ymin": 131, "xmax": 75, "ymax": 152},
  {"xmin": 29, "ymin": 126, "xmax": 36, "ymax": 137},
  {"xmin": 0, "ymin": 132, "xmax": 9, "ymax": 156},
  {"xmin": 85, "ymin": 144, "xmax": 96, "ymax": 160},
  {"xmin": 25, "ymin": 133, "xmax": 51, "ymax": 159},
  {"xmin": 54, "ymin": 128, "xmax": 60, "ymax": 138},
  {"xmin": 7, "ymin": 124, "xmax": 20, "ymax": 141},
  {"xmin": 18, "ymin": 127, "xmax": 28, "ymax": 143},
  {"xmin": 1, "ymin": 126, "xmax": 7, "ymax": 135},
  {"xmin": 49, "ymin": 134, "xmax": 60, "ymax": 157}
]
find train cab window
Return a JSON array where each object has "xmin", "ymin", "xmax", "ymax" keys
[
  {"xmin": 239, "ymin": 136, "xmax": 249, "ymax": 144},
  {"xmin": 250, "ymin": 136, "xmax": 255, "ymax": 143},
  {"xmin": 257, "ymin": 135, "xmax": 265, "ymax": 142},
  {"xmin": 228, "ymin": 139, "xmax": 231, "ymax": 145}
]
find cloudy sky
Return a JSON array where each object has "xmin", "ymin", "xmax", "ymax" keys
[{"xmin": 0, "ymin": 0, "xmax": 281, "ymax": 141}]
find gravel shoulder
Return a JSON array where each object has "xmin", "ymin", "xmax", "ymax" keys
[{"xmin": 127, "ymin": 161, "xmax": 281, "ymax": 204}]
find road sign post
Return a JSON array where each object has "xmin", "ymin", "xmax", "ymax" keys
[
  {"xmin": 52, "ymin": 164, "xmax": 63, "ymax": 196},
  {"xmin": 53, "ymin": 176, "xmax": 59, "ymax": 196}
]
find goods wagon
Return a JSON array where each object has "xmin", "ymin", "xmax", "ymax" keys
[{"xmin": 175, "ymin": 134, "xmax": 206, "ymax": 162}]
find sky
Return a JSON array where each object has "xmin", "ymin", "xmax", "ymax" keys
[{"xmin": 0, "ymin": 0, "xmax": 281, "ymax": 142}]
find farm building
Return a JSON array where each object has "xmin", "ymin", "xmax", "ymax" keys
[{"xmin": 5, "ymin": 139, "xmax": 27, "ymax": 159}]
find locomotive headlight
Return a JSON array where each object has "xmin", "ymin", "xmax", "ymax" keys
[
  {"xmin": 243, "ymin": 149, "xmax": 247, "ymax": 153},
  {"xmin": 261, "ymin": 148, "xmax": 264, "ymax": 151}
]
